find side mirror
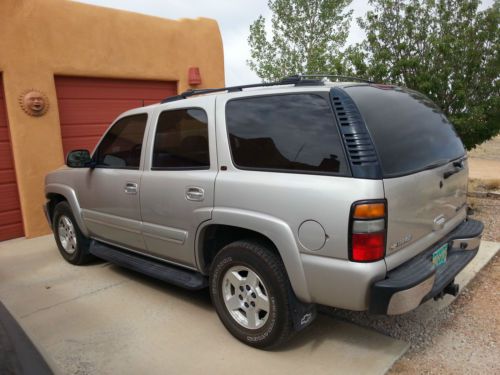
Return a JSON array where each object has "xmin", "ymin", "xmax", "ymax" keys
[{"xmin": 66, "ymin": 149, "xmax": 91, "ymax": 168}]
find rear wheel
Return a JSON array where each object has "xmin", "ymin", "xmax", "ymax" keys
[
  {"xmin": 52, "ymin": 201, "xmax": 93, "ymax": 265},
  {"xmin": 209, "ymin": 240, "xmax": 294, "ymax": 349}
]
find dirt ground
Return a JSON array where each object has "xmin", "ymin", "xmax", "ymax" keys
[
  {"xmin": 389, "ymin": 254, "xmax": 499, "ymax": 375},
  {"xmin": 468, "ymin": 135, "xmax": 500, "ymax": 181},
  {"xmin": 387, "ymin": 198, "xmax": 499, "ymax": 374},
  {"xmin": 468, "ymin": 135, "xmax": 500, "ymax": 160}
]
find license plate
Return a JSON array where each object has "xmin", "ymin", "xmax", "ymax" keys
[{"xmin": 432, "ymin": 243, "xmax": 448, "ymax": 267}]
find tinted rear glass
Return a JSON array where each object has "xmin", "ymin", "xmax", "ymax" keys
[
  {"xmin": 345, "ymin": 86, "xmax": 465, "ymax": 178},
  {"xmin": 152, "ymin": 108, "xmax": 209, "ymax": 169},
  {"xmin": 225, "ymin": 93, "xmax": 349, "ymax": 175}
]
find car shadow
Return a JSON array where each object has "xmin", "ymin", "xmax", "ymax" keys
[
  {"xmin": 105, "ymin": 263, "xmax": 213, "ymax": 311},
  {"xmin": 102, "ymin": 262, "xmax": 402, "ymax": 354}
]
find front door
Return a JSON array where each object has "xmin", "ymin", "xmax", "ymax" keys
[
  {"xmin": 140, "ymin": 101, "xmax": 217, "ymax": 267},
  {"xmin": 78, "ymin": 113, "xmax": 148, "ymax": 250}
]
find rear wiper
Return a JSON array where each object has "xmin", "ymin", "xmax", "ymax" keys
[
  {"xmin": 422, "ymin": 159, "xmax": 449, "ymax": 171},
  {"xmin": 444, "ymin": 158, "xmax": 466, "ymax": 179}
]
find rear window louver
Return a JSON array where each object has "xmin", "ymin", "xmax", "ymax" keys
[{"xmin": 330, "ymin": 87, "xmax": 382, "ymax": 179}]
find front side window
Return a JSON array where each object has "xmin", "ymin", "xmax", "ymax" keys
[
  {"xmin": 152, "ymin": 108, "xmax": 210, "ymax": 169},
  {"xmin": 94, "ymin": 114, "xmax": 148, "ymax": 169},
  {"xmin": 225, "ymin": 94, "xmax": 348, "ymax": 175}
]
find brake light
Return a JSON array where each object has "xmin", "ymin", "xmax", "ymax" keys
[
  {"xmin": 350, "ymin": 201, "xmax": 386, "ymax": 262},
  {"xmin": 352, "ymin": 232, "xmax": 385, "ymax": 261}
]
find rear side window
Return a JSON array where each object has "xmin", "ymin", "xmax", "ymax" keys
[
  {"xmin": 345, "ymin": 86, "xmax": 465, "ymax": 178},
  {"xmin": 152, "ymin": 108, "xmax": 209, "ymax": 169},
  {"xmin": 225, "ymin": 94, "xmax": 348, "ymax": 175},
  {"xmin": 94, "ymin": 114, "xmax": 148, "ymax": 169}
]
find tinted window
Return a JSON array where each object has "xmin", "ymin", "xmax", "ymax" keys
[
  {"xmin": 152, "ymin": 108, "xmax": 209, "ymax": 169},
  {"xmin": 345, "ymin": 86, "xmax": 465, "ymax": 177},
  {"xmin": 94, "ymin": 114, "xmax": 148, "ymax": 169},
  {"xmin": 226, "ymin": 94, "xmax": 348, "ymax": 175}
]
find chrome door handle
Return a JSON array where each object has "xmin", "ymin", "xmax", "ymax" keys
[
  {"xmin": 124, "ymin": 182, "xmax": 138, "ymax": 194},
  {"xmin": 186, "ymin": 187, "xmax": 204, "ymax": 201}
]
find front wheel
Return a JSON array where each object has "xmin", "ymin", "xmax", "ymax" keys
[
  {"xmin": 52, "ymin": 201, "xmax": 93, "ymax": 265},
  {"xmin": 209, "ymin": 240, "xmax": 295, "ymax": 349}
]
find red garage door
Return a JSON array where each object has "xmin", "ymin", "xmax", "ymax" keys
[
  {"xmin": 0, "ymin": 76, "xmax": 24, "ymax": 241},
  {"xmin": 55, "ymin": 77, "xmax": 177, "ymax": 157}
]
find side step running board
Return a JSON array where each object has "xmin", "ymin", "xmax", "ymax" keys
[{"xmin": 89, "ymin": 240, "xmax": 208, "ymax": 290}]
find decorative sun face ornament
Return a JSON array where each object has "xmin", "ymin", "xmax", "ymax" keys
[{"xmin": 19, "ymin": 89, "xmax": 49, "ymax": 117}]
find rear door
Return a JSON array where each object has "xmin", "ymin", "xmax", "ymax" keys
[
  {"xmin": 345, "ymin": 86, "xmax": 468, "ymax": 260},
  {"xmin": 140, "ymin": 97, "xmax": 217, "ymax": 268}
]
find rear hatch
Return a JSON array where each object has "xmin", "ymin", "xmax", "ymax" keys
[{"xmin": 345, "ymin": 85, "xmax": 468, "ymax": 263}]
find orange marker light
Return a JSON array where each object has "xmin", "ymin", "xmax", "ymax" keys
[{"xmin": 353, "ymin": 203, "xmax": 385, "ymax": 219}]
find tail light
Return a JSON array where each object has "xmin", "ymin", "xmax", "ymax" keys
[{"xmin": 349, "ymin": 200, "xmax": 386, "ymax": 262}]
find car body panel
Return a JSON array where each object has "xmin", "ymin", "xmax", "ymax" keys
[
  {"xmin": 139, "ymin": 96, "xmax": 218, "ymax": 267},
  {"xmin": 44, "ymin": 81, "xmax": 479, "ymax": 313}
]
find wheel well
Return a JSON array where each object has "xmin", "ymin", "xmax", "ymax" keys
[
  {"xmin": 198, "ymin": 225, "xmax": 282, "ymax": 274},
  {"xmin": 46, "ymin": 193, "xmax": 67, "ymax": 222}
]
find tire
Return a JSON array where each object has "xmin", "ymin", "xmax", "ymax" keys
[
  {"xmin": 209, "ymin": 240, "xmax": 295, "ymax": 349},
  {"xmin": 52, "ymin": 201, "xmax": 93, "ymax": 265}
]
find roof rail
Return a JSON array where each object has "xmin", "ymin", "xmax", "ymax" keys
[
  {"xmin": 160, "ymin": 76, "xmax": 302, "ymax": 103},
  {"xmin": 160, "ymin": 74, "xmax": 371, "ymax": 103},
  {"xmin": 301, "ymin": 73, "xmax": 373, "ymax": 83}
]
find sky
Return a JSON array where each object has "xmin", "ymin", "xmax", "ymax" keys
[{"xmin": 74, "ymin": 0, "xmax": 494, "ymax": 86}]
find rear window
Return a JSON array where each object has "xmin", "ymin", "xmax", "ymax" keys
[
  {"xmin": 345, "ymin": 86, "xmax": 465, "ymax": 178},
  {"xmin": 225, "ymin": 93, "xmax": 349, "ymax": 175}
]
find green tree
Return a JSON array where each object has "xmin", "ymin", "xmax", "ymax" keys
[
  {"xmin": 349, "ymin": 0, "xmax": 500, "ymax": 149},
  {"xmin": 248, "ymin": 0, "xmax": 353, "ymax": 81}
]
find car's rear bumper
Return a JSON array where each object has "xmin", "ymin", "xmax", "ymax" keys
[{"xmin": 369, "ymin": 219, "xmax": 483, "ymax": 315}]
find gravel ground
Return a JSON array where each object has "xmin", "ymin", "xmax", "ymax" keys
[
  {"xmin": 468, "ymin": 197, "xmax": 500, "ymax": 242},
  {"xmin": 321, "ymin": 197, "xmax": 499, "ymax": 374},
  {"xmin": 389, "ymin": 254, "xmax": 499, "ymax": 375}
]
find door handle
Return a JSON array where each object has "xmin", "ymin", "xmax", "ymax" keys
[
  {"xmin": 124, "ymin": 182, "xmax": 138, "ymax": 194},
  {"xmin": 186, "ymin": 187, "xmax": 204, "ymax": 201}
]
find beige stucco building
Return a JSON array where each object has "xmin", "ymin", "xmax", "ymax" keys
[{"xmin": 0, "ymin": 0, "xmax": 225, "ymax": 240}]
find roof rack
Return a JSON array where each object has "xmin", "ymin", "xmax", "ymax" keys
[
  {"xmin": 160, "ymin": 74, "xmax": 371, "ymax": 103},
  {"xmin": 300, "ymin": 74, "xmax": 373, "ymax": 84}
]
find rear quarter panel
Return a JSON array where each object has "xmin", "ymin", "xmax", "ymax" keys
[{"xmin": 214, "ymin": 93, "xmax": 385, "ymax": 260}]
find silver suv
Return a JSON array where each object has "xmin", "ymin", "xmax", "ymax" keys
[{"xmin": 44, "ymin": 75, "xmax": 483, "ymax": 348}]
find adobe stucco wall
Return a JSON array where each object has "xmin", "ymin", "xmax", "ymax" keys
[{"xmin": 0, "ymin": 0, "xmax": 224, "ymax": 238}]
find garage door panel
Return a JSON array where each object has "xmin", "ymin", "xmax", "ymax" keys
[
  {"xmin": 56, "ymin": 76, "xmax": 176, "ymax": 158},
  {"xmin": 0, "ymin": 209, "xmax": 22, "ymax": 226},
  {"xmin": 55, "ymin": 77, "xmax": 176, "ymax": 100},
  {"xmin": 0, "ymin": 142, "xmax": 15, "ymax": 170},
  {"xmin": 0, "ymin": 183, "xmax": 21, "ymax": 212},
  {"xmin": 0, "ymin": 222, "xmax": 24, "ymax": 242},
  {"xmin": 62, "ymin": 137, "xmax": 102, "ymax": 156},
  {"xmin": 61, "ymin": 123, "xmax": 109, "ymax": 139},
  {"xmin": 0, "ymin": 169, "xmax": 16, "ymax": 184},
  {"xmin": 57, "ymin": 85, "xmax": 174, "ymax": 100},
  {"xmin": 143, "ymin": 99, "xmax": 163, "ymax": 106},
  {"xmin": 0, "ymin": 128, "xmax": 9, "ymax": 141},
  {"xmin": 0, "ymin": 107, "xmax": 6, "ymax": 129},
  {"xmin": 58, "ymin": 99, "xmax": 143, "ymax": 124},
  {"xmin": 0, "ymin": 76, "xmax": 24, "ymax": 241}
]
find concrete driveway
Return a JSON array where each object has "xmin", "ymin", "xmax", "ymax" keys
[{"xmin": 0, "ymin": 235, "xmax": 409, "ymax": 375}]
